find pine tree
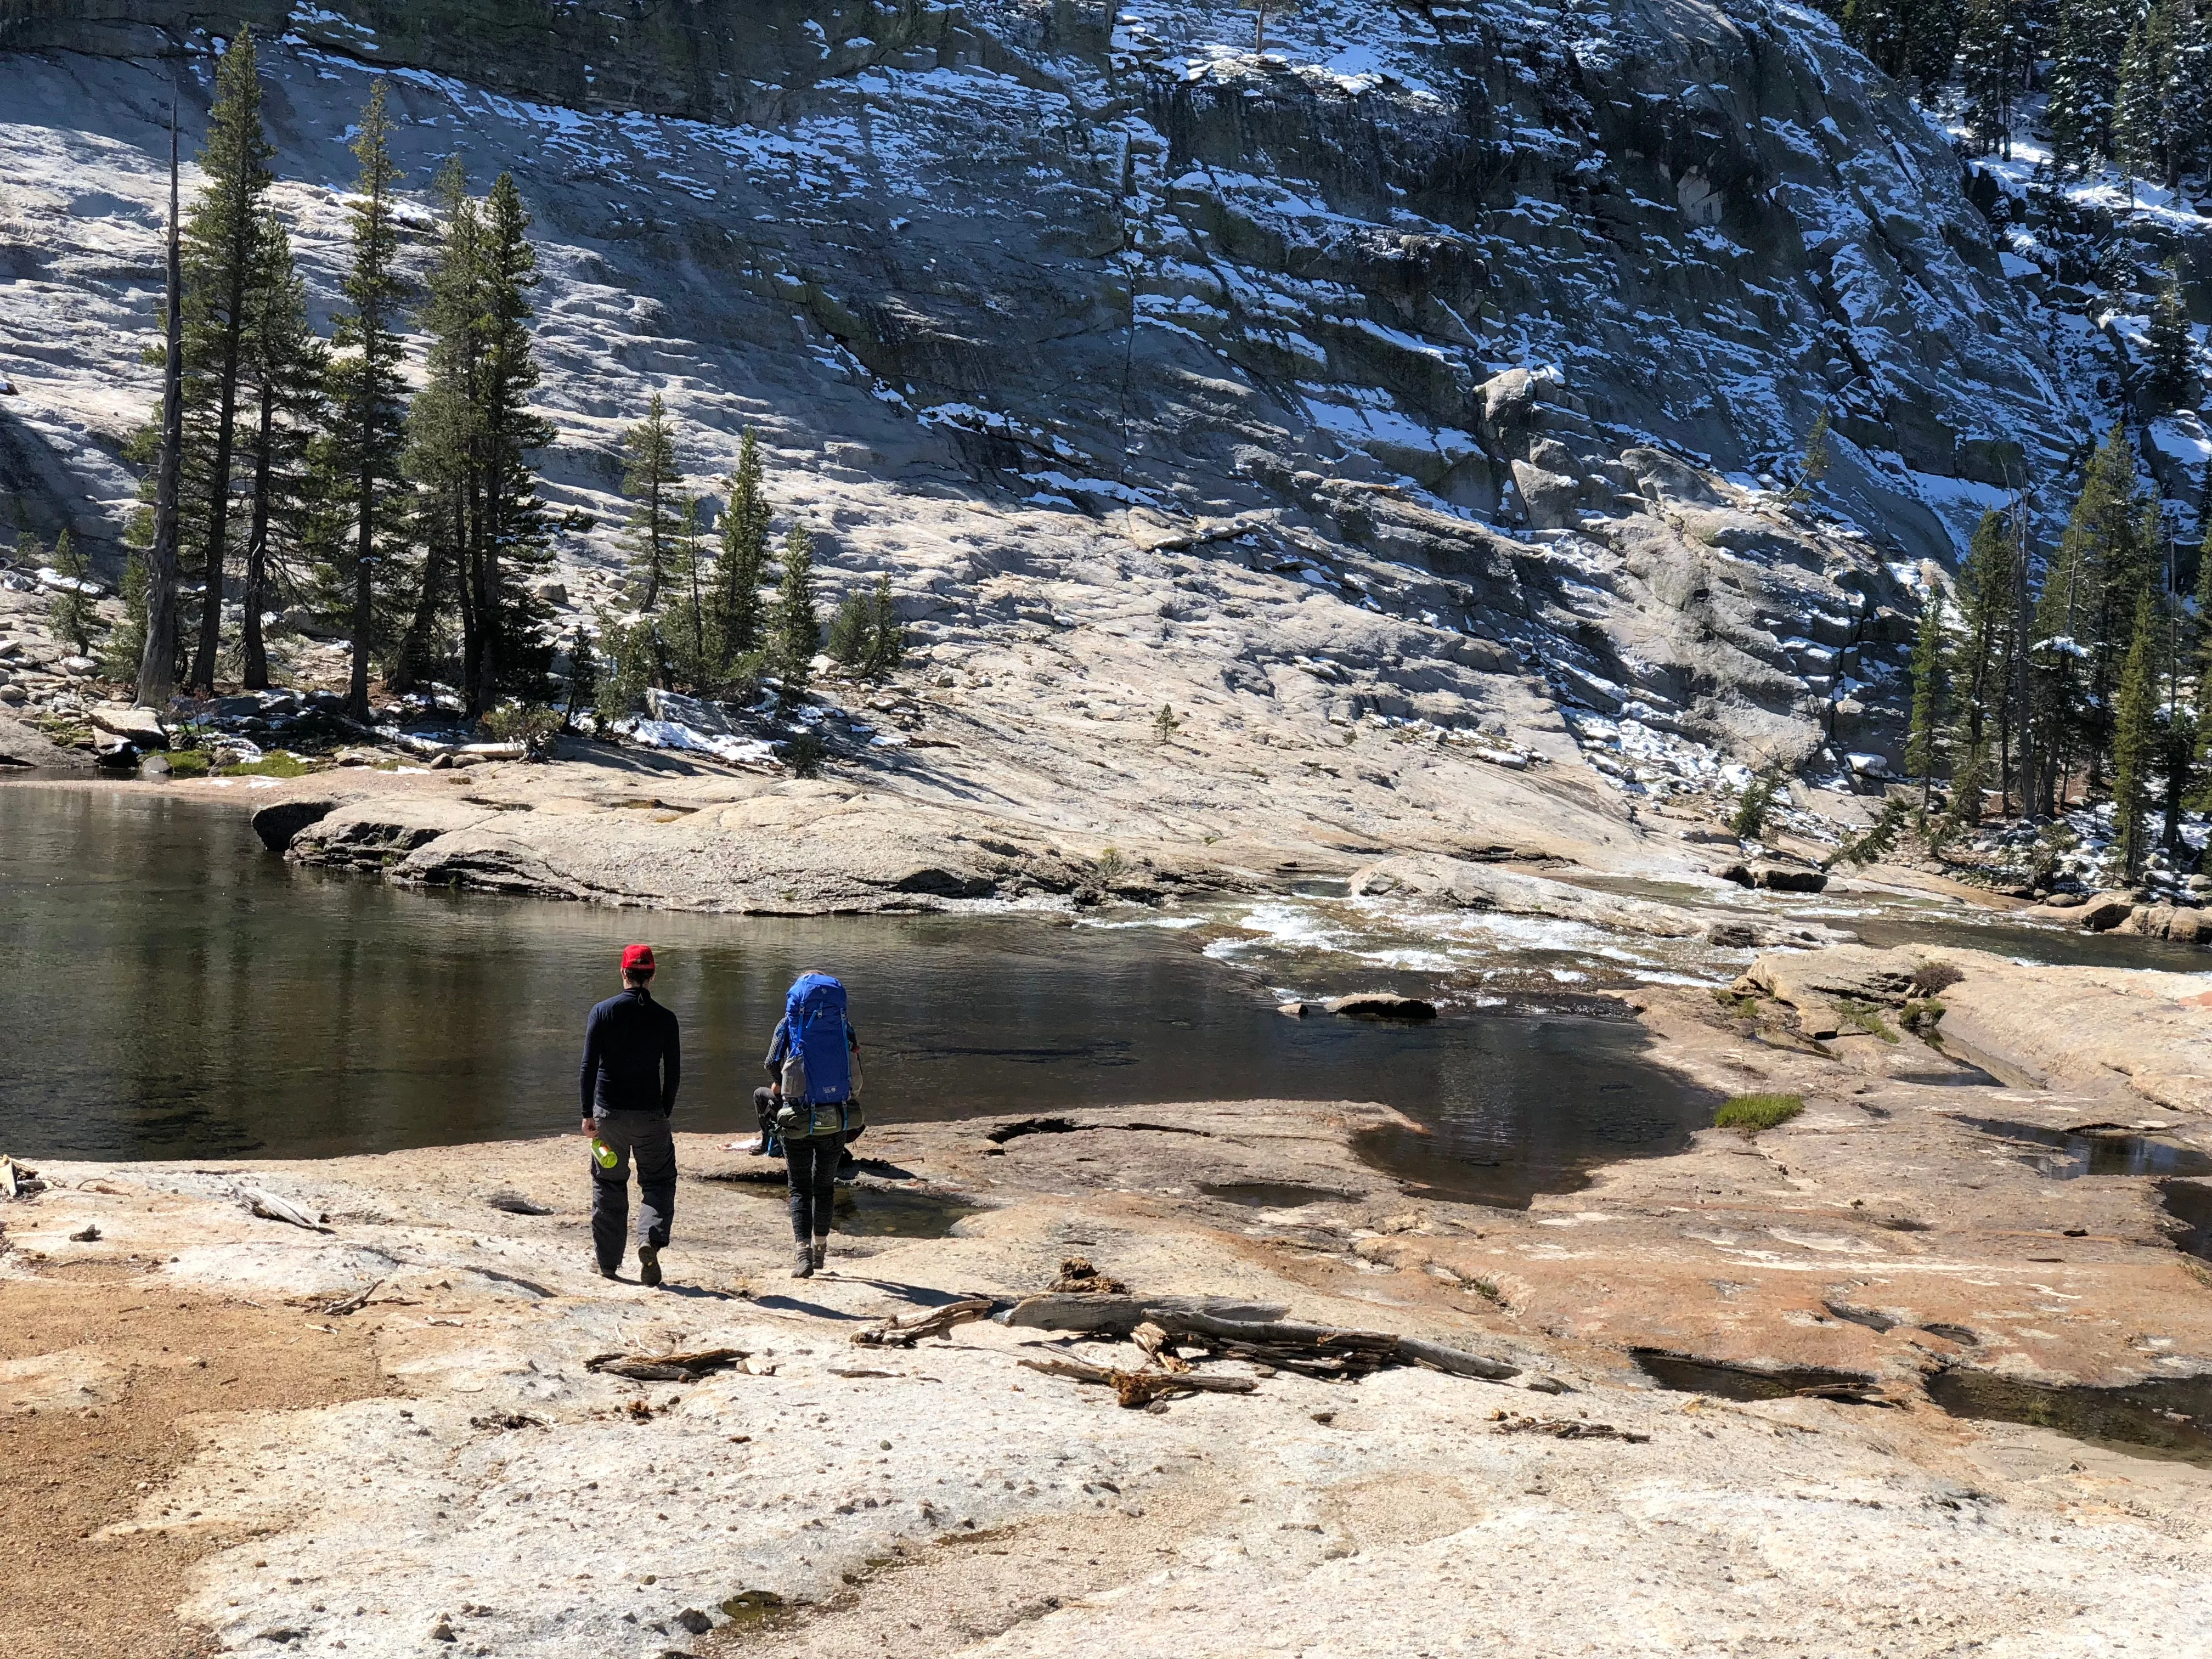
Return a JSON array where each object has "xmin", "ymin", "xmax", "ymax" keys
[
  {"xmin": 319, "ymin": 81, "xmax": 410, "ymax": 720},
  {"xmin": 1961, "ymin": 0, "xmax": 2017, "ymax": 154},
  {"xmin": 704, "ymin": 430, "xmax": 769, "ymax": 686},
  {"xmin": 2112, "ymin": 592, "xmax": 2160, "ymax": 878},
  {"xmin": 44, "ymin": 531, "xmax": 105, "ymax": 657},
  {"xmin": 867, "ymin": 574, "xmax": 905, "ymax": 678},
  {"xmin": 398, "ymin": 156, "xmax": 479, "ymax": 697},
  {"xmin": 1784, "ymin": 410, "xmax": 1831, "ymax": 504},
  {"xmin": 103, "ymin": 517, "xmax": 151, "ymax": 683},
  {"xmin": 826, "ymin": 589, "xmax": 872, "ymax": 668},
  {"xmin": 2145, "ymin": 259, "xmax": 2196, "ymax": 411},
  {"xmin": 467, "ymin": 173, "xmax": 556, "ymax": 715},
  {"xmin": 562, "ymin": 622, "xmax": 597, "ymax": 731},
  {"xmin": 2038, "ymin": 426, "xmax": 2155, "ymax": 793},
  {"xmin": 2049, "ymin": 0, "xmax": 2132, "ymax": 172},
  {"xmin": 620, "ymin": 393, "xmax": 682, "ymax": 613},
  {"xmin": 1953, "ymin": 510, "xmax": 2018, "ymax": 818},
  {"xmin": 179, "ymin": 26, "xmax": 278, "ymax": 692},
  {"xmin": 2114, "ymin": 1, "xmax": 2174, "ymax": 187},
  {"xmin": 237, "ymin": 220, "xmax": 324, "ymax": 690},
  {"xmin": 770, "ymin": 522, "xmax": 819, "ymax": 715},
  {"xmin": 1908, "ymin": 584, "xmax": 1950, "ymax": 809},
  {"xmin": 662, "ymin": 495, "xmax": 712, "ymax": 692}
]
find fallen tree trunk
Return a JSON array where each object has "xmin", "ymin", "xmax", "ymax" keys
[
  {"xmin": 1002, "ymin": 1295, "xmax": 1291, "ymax": 1333},
  {"xmin": 585, "ymin": 1347, "xmax": 749, "ymax": 1384},
  {"xmin": 1005, "ymin": 1294, "xmax": 1518, "ymax": 1382}
]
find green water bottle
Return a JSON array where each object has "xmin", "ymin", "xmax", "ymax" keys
[{"xmin": 591, "ymin": 1135, "xmax": 618, "ymax": 1170}]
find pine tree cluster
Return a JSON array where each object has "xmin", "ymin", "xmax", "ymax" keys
[
  {"xmin": 128, "ymin": 35, "xmax": 560, "ymax": 721},
  {"xmin": 1903, "ymin": 425, "xmax": 2210, "ymax": 884}
]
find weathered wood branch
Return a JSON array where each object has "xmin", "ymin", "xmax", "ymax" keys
[
  {"xmin": 585, "ymin": 1347, "xmax": 749, "ymax": 1384},
  {"xmin": 852, "ymin": 1296, "xmax": 993, "ymax": 1348},
  {"xmin": 1018, "ymin": 1355, "xmax": 1257, "ymax": 1407}
]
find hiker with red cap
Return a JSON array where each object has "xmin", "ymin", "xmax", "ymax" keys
[{"xmin": 579, "ymin": 944, "xmax": 682, "ymax": 1284}]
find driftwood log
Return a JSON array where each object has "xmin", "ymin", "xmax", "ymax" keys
[
  {"xmin": 242, "ymin": 1187, "xmax": 332, "ymax": 1233},
  {"xmin": 1005, "ymin": 1294, "xmax": 1519, "ymax": 1383},
  {"xmin": 851, "ymin": 1297, "xmax": 994, "ymax": 1348},
  {"xmin": 584, "ymin": 1347, "xmax": 749, "ymax": 1384},
  {"xmin": 1018, "ymin": 1355, "xmax": 1258, "ymax": 1408}
]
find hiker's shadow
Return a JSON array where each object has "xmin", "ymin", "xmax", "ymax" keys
[
  {"xmin": 659, "ymin": 1283, "xmax": 741, "ymax": 1301},
  {"xmin": 831, "ymin": 1277, "xmax": 991, "ymax": 1310},
  {"xmin": 749, "ymin": 1294, "xmax": 873, "ymax": 1319}
]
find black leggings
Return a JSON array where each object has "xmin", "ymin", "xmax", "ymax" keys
[{"xmin": 783, "ymin": 1135, "xmax": 841, "ymax": 1242}]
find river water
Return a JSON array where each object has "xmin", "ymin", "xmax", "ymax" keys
[{"xmin": 0, "ymin": 781, "xmax": 1711, "ymax": 1204}]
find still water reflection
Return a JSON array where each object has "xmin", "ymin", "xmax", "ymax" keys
[{"xmin": 1, "ymin": 782, "xmax": 1709, "ymax": 1203}]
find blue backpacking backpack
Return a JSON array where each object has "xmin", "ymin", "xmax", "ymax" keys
[{"xmin": 785, "ymin": 973, "xmax": 853, "ymax": 1105}]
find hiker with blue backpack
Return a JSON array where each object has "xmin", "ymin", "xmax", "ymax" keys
[{"xmin": 755, "ymin": 971, "xmax": 864, "ymax": 1278}]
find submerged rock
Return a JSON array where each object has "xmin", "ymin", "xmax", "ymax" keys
[{"xmin": 1320, "ymin": 992, "xmax": 1438, "ymax": 1021}]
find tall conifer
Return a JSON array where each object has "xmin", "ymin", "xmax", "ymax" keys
[
  {"xmin": 705, "ymin": 429, "xmax": 768, "ymax": 687},
  {"xmin": 180, "ymin": 26, "xmax": 277, "ymax": 691},
  {"xmin": 320, "ymin": 81, "xmax": 411, "ymax": 720},
  {"xmin": 2112, "ymin": 593, "xmax": 2160, "ymax": 879},
  {"xmin": 238, "ymin": 221, "xmax": 324, "ymax": 690},
  {"xmin": 1908, "ymin": 585, "xmax": 1949, "ymax": 809},
  {"xmin": 620, "ymin": 393, "xmax": 682, "ymax": 612},
  {"xmin": 770, "ymin": 523, "xmax": 819, "ymax": 715}
]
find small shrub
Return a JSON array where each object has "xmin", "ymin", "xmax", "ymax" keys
[
  {"xmin": 1710, "ymin": 988, "xmax": 1762, "ymax": 1018},
  {"xmin": 215, "ymin": 750, "xmax": 316, "ymax": 779},
  {"xmin": 1901, "ymin": 997, "xmax": 1946, "ymax": 1035},
  {"xmin": 1825, "ymin": 796, "xmax": 1911, "ymax": 870},
  {"xmin": 481, "ymin": 702, "xmax": 564, "ymax": 760},
  {"xmin": 160, "ymin": 748, "xmax": 212, "ymax": 778},
  {"xmin": 1153, "ymin": 703, "xmax": 1182, "ymax": 744},
  {"xmin": 1837, "ymin": 998, "xmax": 1899, "ymax": 1043},
  {"xmin": 1094, "ymin": 846, "xmax": 1127, "ymax": 886},
  {"xmin": 826, "ymin": 591, "xmax": 873, "ymax": 667},
  {"xmin": 1909, "ymin": 960, "xmax": 1963, "ymax": 997},
  {"xmin": 778, "ymin": 728, "xmax": 828, "ymax": 778},
  {"xmin": 1714, "ymin": 1093, "xmax": 1805, "ymax": 1133},
  {"xmin": 1731, "ymin": 768, "xmax": 1784, "ymax": 842}
]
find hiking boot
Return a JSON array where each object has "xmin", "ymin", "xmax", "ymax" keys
[
  {"xmin": 596, "ymin": 1262, "xmax": 619, "ymax": 1280},
  {"xmin": 791, "ymin": 1243, "xmax": 815, "ymax": 1279},
  {"xmin": 637, "ymin": 1243, "xmax": 663, "ymax": 1288},
  {"xmin": 750, "ymin": 1135, "xmax": 772, "ymax": 1156},
  {"xmin": 810, "ymin": 1238, "xmax": 828, "ymax": 1272}
]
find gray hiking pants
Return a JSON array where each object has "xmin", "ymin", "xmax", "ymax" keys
[{"xmin": 591, "ymin": 1107, "xmax": 676, "ymax": 1272}]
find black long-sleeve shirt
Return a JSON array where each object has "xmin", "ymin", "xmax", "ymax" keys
[{"xmin": 580, "ymin": 986, "xmax": 681, "ymax": 1116}]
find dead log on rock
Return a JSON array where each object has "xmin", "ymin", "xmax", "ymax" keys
[
  {"xmin": 242, "ymin": 1187, "xmax": 332, "ymax": 1232},
  {"xmin": 1006, "ymin": 1295, "xmax": 1519, "ymax": 1381},
  {"xmin": 851, "ymin": 1297, "xmax": 993, "ymax": 1348},
  {"xmin": 585, "ymin": 1347, "xmax": 749, "ymax": 1383},
  {"xmin": 1018, "ymin": 1355, "xmax": 1257, "ymax": 1408},
  {"xmin": 1003, "ymin": 1294, "xmax": 1291, "ymax": 1333}
]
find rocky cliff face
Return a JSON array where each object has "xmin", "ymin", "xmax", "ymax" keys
[{"xmin": 0, "ymin": 0, "xmax": 2116, "ymax": 799}]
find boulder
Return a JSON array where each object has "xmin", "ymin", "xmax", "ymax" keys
[
  {"xmin": 2118, "ymin": 905, "xmax": 2210, "ymax": 945},
  {"xmin": 2075, "ymin": 893, "xmax": 2137, "ymax": 931},
  {"xmin": 1321, "ymin": 993, "xmax": 1438, "ymax": 1021},
  {"xmin": 645, "ymin": 688, "xmax": 737, "ymax": 735},
  {"xmin": 87, "ymin": 703, "xmax": 167, "ymax": 749},
  {"xmin": 0, "ymin": 710, "xmax": 89, "ymax": 769},
  {"xmin": 1510, "ymin": 460, "xmax": 1581, "ymax": 531},
  {"xmin": 251, "ymin": 798, "xmax": 339, "ymax": 853},
  {"xmin": 139, "ymin": 754, "xmax": 172, "ymax": 778},
  {"xmin": 1750, "ymin": 862, "xmax": 1827, "ymax": 893}
]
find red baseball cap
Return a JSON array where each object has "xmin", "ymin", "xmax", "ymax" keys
[{"xmin": 622, "ymin": 944, "xmax": 656, "ymax": 972}]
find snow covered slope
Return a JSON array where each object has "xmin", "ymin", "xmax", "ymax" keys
[{"xmin": 0, "ymin": 0, "xmax": 2131, "ymax": 788}]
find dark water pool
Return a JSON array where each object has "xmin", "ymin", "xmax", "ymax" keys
[{"xmin": 0, "ymin": 782, "xmax": 1712, "ymax": 1203}]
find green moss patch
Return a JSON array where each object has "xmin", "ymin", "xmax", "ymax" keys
[{"xmin": 1714, "ymin": 1093, "xmax": 1805, "ymax": 1133}]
